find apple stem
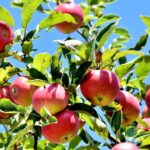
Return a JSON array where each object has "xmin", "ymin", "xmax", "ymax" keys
[{"xmin": 56, "ymin": 0, "xmax": 59, "ymax": 5}]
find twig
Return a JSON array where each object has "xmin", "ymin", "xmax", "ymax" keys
[{"xmin": 77, "ymin": 30, "xmax": 89, "ymax": 42}]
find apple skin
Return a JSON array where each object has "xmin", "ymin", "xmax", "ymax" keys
[
  {"xmin": 41, "ymin": 109, "xmax": 80, "ymax": 144},
  {"xmin": 0, "ymin": 21, "xmax": 13, "ymax": 53},
  {"xmin": 145, "ymin": 88, "xmax": 150, "ymax": 108},
  {"xmin": 137, "ymin": 118, "xmax": 150, "ymax": 131},
  {"xmin": 111, "ymin": 142, "xmax": 139, "ymax": 150},
  {"xmin": 55, "ymin": 2, "xmax": 83, "ymax": 34},
  {"xmin": 142, "ymin": 105, "xmax": 150, "ymax": 118},
  {"xmin": 0, "ymin": 86, "xmax": 11, "ymax": 119},
  {"xmin": 80, "ymin": 69, "xmax": 120, "ymax": 106},
  {"xmin": 116, "ymin": 91, "xmax": 140, "ymax": 125},
  {"xmin": 32, "ymin": 83, "xmax": 69, "ymax": 115},
  {"xmin": 10, "ymin": 76, "xmax": 37, "ymax": 107}
]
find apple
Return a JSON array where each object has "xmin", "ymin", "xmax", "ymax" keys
[
  {"xmin": 116, "ymin": 91, "xmax": 140, "ymax": 125},
  {"xmin": 41, "ymin": 109, "xmax": 80, "ymax": 144},
  {"xmin": 80, "ymin": 69, "xmax": 120, "ymax": 106},
  {"xmin": 111, "ymin": 142, "xmax": 139, "ymax": 150},
  {"xmin": 137, "ymin": 118, "xmax": 150, "ymax": 131},
  {"xmin": 145, "ymin": 88, "xmax": 150, "ymax": 108},
  {"xmin": 0, "ymin": 86, "xmax": 11, "ymax": 119},
  {"xmin": 10, "ymin": 76, "xmax": 37, "ymax": 107},
  {"xmin": 142, "ymin": 105, "xmax": 150, "ymax": 118},
  {"xmin": 55, "ymin": 2, "xmax": 84, "ymax": 34},
  {"xmin": 0, "ymin": 21, "xmax": 14, "ymax": 53},
  {"xmin": 32, "ymin": 83, "xmax": 69, "ymax": 115}
]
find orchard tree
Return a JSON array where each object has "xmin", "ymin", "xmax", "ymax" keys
[{"xmin": 0, "ymin": 0, "xmax": 150, "ymax": 149}]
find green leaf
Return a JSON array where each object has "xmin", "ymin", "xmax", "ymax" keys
[
  {"xmin": 130, "ymin": 34, "xmax": 148, "ymax": 51},
  {"xmin": 27, "ymin": 79, "xmax": 48, "ymax": 87},
  {"xmin": 113, "ymin": 50, "xmax": 144, "ymax": 61},
  {"xmin": 96, "ymin": 22, "xmax": 117, "ymax": 50},
  {"xmin": 114, "ymin": 27, "xmax": 130, "ymax": 39},
  {"xmin": 22, "ymin": 0, "xmax": 43, "ymax": 29},
  {"xmin": 87, "ymin": 0, "xmax": 115, "ymax": 5},
  {"xmin": 140, "ymin": 15, "xmax": 150, "ymax": 28},
  {"xmin": 111, "ymin": 110, "xmax": 122, "ymax": 133},
  {"xmin": 69, "ymin": 136, "xmax": 82, "ymax": 150},
  {"xmin": 23, "ymin": 135, "xmax": 34, "ymax": 150},
  {"xmin": 6, "ymin": 124, "xmax": 33, "ymax": 150},
  {"xmin": 72, "ymin": 61, "xmax": 92, "ymax": 85},
  {"xmin": 141, "ymin": 136, "xmax": 150, "ymax": 147},
  {"xmin": 37, "ymin": 11, "xmax": 76, "ymax": 31},
  {"xmin": 80, "ymin": 113, "xmax": 108, "ymax": 138},
  {"xmin": 0, "ymin": 5, "xmax": 14, "ymax": 27},
  {"xmin": 27, "ymin": 68, "xmax": 48, "ymax": 80},
  {"xmin": 135, "ymin": 55, "xmax": 150, "ymax": 77},
  {"xmin": 125, "ymin": 126, "xmax": 137, "ymax": 138},
  {"xmin": 115, "ymin": 56, "xmax": 143, "ymax": 79},
  {"xmin": 68, "ymin": 103, "xmax": 98, "ymax": 118},
  {"xmin": 0, "ymin": 98, "xmax": 25, "ymax": 113},
  {"xmin": 32, "ymin": 53, "xmax": 51, "ymax": 72},
  {"xmin": 95, "ymin": 14, "xmax": 119, "ymax": 27}
]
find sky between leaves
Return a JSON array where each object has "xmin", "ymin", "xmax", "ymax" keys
[{"xmin": 0, "ymin": 0, "xmax": 150, "ymax": 149}]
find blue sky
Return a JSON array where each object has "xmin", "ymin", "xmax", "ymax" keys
[{"xmin": 0, "ymin": 0, "xmax": 150, "ymax": 149}]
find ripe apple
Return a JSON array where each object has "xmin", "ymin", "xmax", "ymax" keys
[
  {"xmin": 116, "ymin": 91, "xmax": 140, "ymax": 125},
  {"xmin": 0, "ymin": 21, "xmax": 14, "ymax": 53},
  {"xmin": 55, "ymin": 2, "xmax": 84, "ymax": 34},
  {"xmin": 80, "ymin": 69, "xmax": 120, "ymax": 106},
  {"xmin": 0, "ymin": 86, "xmax": 11, "ymax": 119},
  {"xmin": 32, "ymin": 83, "xmax": 69, "ymax": 115},
  {"xmin": 142, "ymin": 105, "xmax": 150, "ymax": 118},
  {"xmin": 41, "ymin": 109, "xmax": 80, "ymax": 144},
  {"xmin": 111, "ymin": 142, "xmax": 139, "ymax": 150},
  {"xmin": 10, "ymin": 76, "xmax": 37, "ymax": 107},
  {"xmin": 145, "ymin": 88, "xmax": 150, "ymax": 108},
  {"xmin": 137, "ymin": 118, "xmax": 150, "ymax": 131}
]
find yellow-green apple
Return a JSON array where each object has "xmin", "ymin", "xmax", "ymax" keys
[
  {"xmin": 32, "ymin": 83, "xmax": 69, "ymax": 115},
  {"xmin": 0, "ymin": 21, "xmax": 13, "ymax": 53},
  {"xmin": 142, "ymin": 105, "xmax": 150, "ymax": 118},
  {"xmin": 10, "ymin": 76, "xmax": 37, "ymax": 107},
  {"xmin": 41, "ymin": 109, "xmax": 80, "ymax": 144},
  {"xmin": 116, "ymin": 91, "xmax": 140, "ymax": 125},
  {"xmin": 55, "ymin": 2, "xmax": 83, "ymax": 34},
  {"xmin": 145, "ymin": 88, "xmax": 150, "ymax": 108},
  {"xmin": 111, "ymin": 142, "xmax": 139, "ymax": 150},
  {"xmin": 80, "ymin": 69, "xmax": 120, "ymax": 106},
  {"xmin": 0, "ymin": 86, "xmax": 11, "ymax": 119},
  {"xmin": 137, "ymin": 118, "xmax": 150, "ymax": 131}
]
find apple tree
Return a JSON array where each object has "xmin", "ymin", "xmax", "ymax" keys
[{"xmin": 0, "ymin": 0, "xmax": 150, "ymax": 149}]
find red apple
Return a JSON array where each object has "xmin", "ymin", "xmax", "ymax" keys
[
  {"xmin": 137, "ymin": 118, "xmax": 150, "ymax": 131},
  {"xmin": 55, "ymin": 2, "xmax": 84, "ymax": 34},
  {"xmin": 10, "ymin": 76, "xmax": 37, "ymax": 107},
  {"xmin": 145, "ymin": 88, "xmax": 150, "ymax": 108},
  {"xmin": 116, "ymin": 91, "xmax": 140, "ymax": 125},
  {"xmin": 41, "ymin": 109, "xmax": 80, "ymax": 144},
  {"xmin": 32, "ymin": 83, "xmax": 69, "ymax": 115},
  {"xmin": 0, "ymin": 86, "xmax": 11, "ymax": 119},
  {"xmin": 0, "ymin": 21, "xmax": 14, "ymax": 53},
  {"xmin": 142, "ymin": 105, "xmax": 150, "ymax": 118},
  {"xmin": 80, "ymin": 69, "xmax": 120, "ymax": 106},
  {"xmin": 111, "ymin": 142, "xmax": 139, "ymax": 150}
]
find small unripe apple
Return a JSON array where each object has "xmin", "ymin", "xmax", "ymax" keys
[
  {"xmin": 80, "ymin": 69, "xmax": 120, "ymax": 106},
  {"xmin": 55, "ymin": 2, "xmax": 84, "ymax": 34},
  {"xmin": 137, "ymin": 118, "xmax": 150, "ymax": 131},
  {"xmin": 116, "ymin": 91, "xmax": 140, "ymax": 125},
  {"xmin": 41, "ymin": 109, "xmax": 80, "ymax": 144},
  {"xmin": 142, "ymin": 105, "xmax": 150, "ymax": 118},
  {"xmin": 0, "ymin": 21, "xmax": 14, "ymax": 52},
  {"xmin": 10, "ymin": 76, "xmax": 37, "ymax": 107},
  {"xmin": 145, "ymin": 88, "xmax": 150, "ymax": 108},
  {"xmin": 111, "ymin": 142, "xmax": 139, "ymax": 150},
  {"xmin": 0, "ymin": 86, "xmax": 11, "ymax": 119},
  {"xmin": 32, "ymin": 83, "xmax": 69, "ymax": 115}
]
